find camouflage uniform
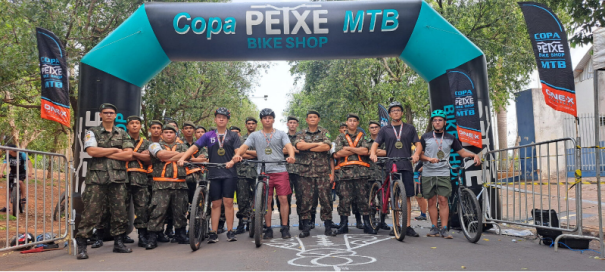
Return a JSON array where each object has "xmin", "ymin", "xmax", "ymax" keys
[
  {"xmin": 184, "ymin": 140, "xmax": 204, "ymax": 203},
  {"xmin": 147, "ymin": 141, "xmax": 189, "ymax": 232},
  {"xmin": 76, "ymin": 126, "xmax": 134, "ymax": 238},
  {"xmin": 294, "ymin": 126, "xmax": 333, "ymax": 221},
  {"xmin": 236, "ymin": 133, "xmax": 256, "ymax": 220},
  {"xmin": 365, "ymin": 137, "xmax": 386, "ymax": 183},
  {"xmin": 334, "ymin": 130, "xmax": 371, "ymax": 216},
  {"xmin": 126, "ymin": 137, "xmax": 151, "ymax": 229}
]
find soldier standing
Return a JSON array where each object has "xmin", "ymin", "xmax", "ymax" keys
[
  {"xmin": 333, "ymin": 114, "xmax": 376, "ymax": 235},
  {"xmin": 146, "ymin": 124, "xmax": 190, "ymax": 250},
  {"xmin": 294, "ymin": 110, "xmax": 337, "ymax": 238},
  {"xmin": 125, "ymin": 116, "xmax": 152, "ymax": 248},
  {"xmin": 147, "ymin": 120, "xmax": 170, "ymax": 243},
  {"xmin": 235, "ymin": 117, "xmax": 257, "ymax": 234},
  {"xmin": 76, "ymin": 103, "xmax": 135, "ymax": 260},
  {"xmin": 182, "ymin": 121, "xmax": 207, "ymax": 205},
  {"xmin": 282, "ymin": 116, "xmax": 302, "ymax": 230}
]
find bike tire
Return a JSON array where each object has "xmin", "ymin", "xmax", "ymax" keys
[
  {"xmin": 53, "ymin": 192, "xmax": 67, "ymax": 221},
  {"xmin": 189, "ymin": 186, "xmax": 205, "ymax": 251},
  {"xmin": 368, "ymin": 182, "xmax": 382, "ymax": 231},
  {"xmin": 392, "ymin": 180, "xmax": 407, "ymax": 241},
  {"xmin": 458, "ymin": 188, "xmax": 483, "ymax": 243},
  {"xmin": 11, "ymin": 188, "xmax": 19, "ymax": 217},
  {"xmin": 254, "ymin": 182, "xmax": 265, "ymax": 248}
]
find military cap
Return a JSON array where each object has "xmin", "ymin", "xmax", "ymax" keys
[
  {"xmin": 150, "ymin": 120, "xmax": 163, "ymax": 127},
  {"xmin": 196, "ymin": 126, "xmax": 206, "ymax": 131},
  {"xmin": 99, "ymin": 103, "xmax": 117, "ymax": 112},
  {"xmin": 369, "ymin": 120, "xmax": 381, "ymax": 126},
  {"xmin": 229, "ymin": 126, "xmax": 241, "ymax": 132},
  {"xmin": 339, "ymin": 122, "xmax": 347, "ymax": 128},
  {"xmin": 245, "ymin": 117, "xmax": 258, "ymax": 124},
  {"xmin": 167, "ymin": 120, "xmax": 178, "ymax": 128},
  {"xmin": 346, "ymin": 113, "xmax": 360, "ymax": 121},
  {"xmin": 287, "ymin": 116, "xmax": 299, "ymax": 122},
  {"xmin": 126, "ymin": 115, "xmax": 142, "ymax": 124},
  {"xmin": 163, "ymin": 124, "xmax": 178, "ymax": 133},
  {"xmin": 307, "ymin": 110, "xmax": 320, "ymax": 118},
  {"xmin": 182, "ymin": 121, "xmax": 196, "ymax": 128}
]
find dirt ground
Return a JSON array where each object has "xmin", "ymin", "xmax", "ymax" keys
[{"xmin": 0, "ymin": 168, "xmax": 69, "ymax": 249}]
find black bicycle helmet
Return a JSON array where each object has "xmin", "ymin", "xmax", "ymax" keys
[
  {"xmin": 259, "ymin": 108, "xmax": 275, "ymax": 119},
  {"xmin": 214, "ymin": 107, "xmax": 231, "ymax": 119},
  {"xmin": 388, "ymin": 101, "xmax": 403, "ymax": 113}
]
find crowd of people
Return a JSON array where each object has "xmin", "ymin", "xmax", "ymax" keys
[{"xmin": 69, "ymin": 101, "xmax": 480, "ymax": 260}]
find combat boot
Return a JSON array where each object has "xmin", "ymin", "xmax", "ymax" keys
[
  {"xmin": 165, "ymin": 223, "xmax": 175, "ymax": 238},
  {"xmin": 299, "ymin": 219, "xmax": 311, "ymax": 238},
  {"xmin": 324, "ymin": 220, "xmax": 337, "ymax": 236},
  {"xmin": 298, "ymin": 219, "xmax": 304, "ymax": 231},
  {"xmin": 336, "ymin": 216, "xmax": 348, "ymax": 234},
  {"xmin": 146, "ymin": 232, "xmax": 158, "ymax": 250},
  {"xmin": 379, "ymin": 214, "xmax": 391, "ymax": 230},
  {"xmin": 157, "ymin": 231, "xmax": 170, "ymax": 243},
  {"xmin": 91, "ymin": 229, "xmax": 104, "ymax": 248},
  {"xmin": 112, "ymin": 235, "xmax": 133, "ymax": 253},
  {"xmin": 175, "ymin": 227, "xmax": 190, "ymax": 244},
  {"xmin": 137, "ymin": 228, "xmax": 148, "ymax": 248},
  {"xmin": 363, "ymin": 215, "xmax": 378, "ymax": 234},
  {"xmin": 355, "ymin": 213, "xmax": 363, "ymax": 229},
  {"xmin": 123, "ymin": 235, "xmax": 135, "ymax": 244},
  {"xmin": 309, "ymin": 214, "xmax": 316, "ymax": 229},
  {"xmin": 76, "ymin": 237, "xmax": 89, "ymax": 260},
  {"xmin": 235, "ymin": 218, "xmax": 247, "ymax": 235}
]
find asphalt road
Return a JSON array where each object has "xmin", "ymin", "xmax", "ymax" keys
[{"xmin": 2, "ymin": 208, "xmax": 603, "ymax": 271}]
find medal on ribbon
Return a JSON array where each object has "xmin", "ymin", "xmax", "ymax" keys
[
  {"xmin": 433, "ymin": 131, "xmax": 445, "ymax": 160},
  {"xmin": 217, "ymin": 132, "xmax": 226, "ymax": 156},
  {"xmin": 392, "ymin": 124, "xmax": 404, "ymax": 149},
  {"xmin": 262, "ymin": 129, "xmax": 275, "ymax": 156}
]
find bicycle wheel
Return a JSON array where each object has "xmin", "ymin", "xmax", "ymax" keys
[
  {"xmin": 368, "ymin": 182, "xmax": 382, "ymax": 231},
  {"xmin": 189, "ymin": 186, "xmax": 206, "ymax": 251},
  {"xmin": 53, "ymin": 192, "xmax": 67, "ymax": 221},
  {"xmin": 254, "ymin": 181, "xmax": 266, "ymax": 248},
  {"xmin": 392, "ymin": 180, "xmax": 407, "ymax": 241},
  {"xmin": 458, "ymin": 188, "xmax": 483, "ymax": 243},
  {"xmin": 11, "ymin": 188, "xmax": 19, "ymax": 217}
]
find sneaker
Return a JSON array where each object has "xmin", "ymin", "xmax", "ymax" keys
[
  {"xmin": 226, "ymin": 230, "xmax": 237, "ymax": 242},
  {"xmin": 280, "ymin": 225, "xmax": 291, "ymax": 239},
  {"xmin": 389, "ymin": 228, "xmax": 395, "ymax": 236},
  {"xmin": 427, "ymin": 226, "xmax": 440, "ymax": 237},
  {"xmin": 406, "ymin": 226, "xmax": 419, "ymax": 237},
  {"xmin": 440, "ymin": 227, "xmax": 453, "ymax": 239},
  {"xmin": 415, "ymin": 215, "xmax": 427, "ymax": 221},
  {"xmin": 263, "ymin": 227, "xmax": 273, "ymax": 239},
  {"xmin": 207, "ymin": 231, "xmax": 219, "ymax": 243}
]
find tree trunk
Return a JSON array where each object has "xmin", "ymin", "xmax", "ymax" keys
[
  {"xmin": 404, "ymin": 104, "xmax": 413, "ymax": 124},
  {"xmin": 496, "ymin": 107, "xmax": 508, "ymax": 169}
]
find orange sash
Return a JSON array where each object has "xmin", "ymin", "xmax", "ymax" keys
[
  {"xmin": 335, "ymin": 133, "xmax": 370, "ymax": 170},
  {"xmin": 126, "ymin": 138, "xmax": 150, "ymax": 173},
  {"xmin": 153, "ymin": 145, "xmax": 185, "ymax": 182}
]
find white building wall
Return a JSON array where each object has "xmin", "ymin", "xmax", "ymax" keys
[{"xmin": 531, "ymin": 88, "xmax": 567, "ymax": 178}]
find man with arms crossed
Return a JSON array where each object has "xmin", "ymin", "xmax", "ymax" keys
[{"xmin": 233, "ymin": 109, "xmax": 296, "ymax": 239}]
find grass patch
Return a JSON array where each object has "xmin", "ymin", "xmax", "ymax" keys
[{"xmin": 0, "ymin": 214, "xmax": 17, "ymax": 221}]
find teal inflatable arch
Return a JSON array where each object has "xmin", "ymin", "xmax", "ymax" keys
[{"xmin": 75, "ymin": 0, "xmax": 493, "ymax": 195}]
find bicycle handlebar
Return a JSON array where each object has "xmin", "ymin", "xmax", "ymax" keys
[
  {"xmin": 374, "ymin": 157, "xmax": 412, "ymax": 164},
  {"xmin": 184, "ymin": 162, "xmax": 226, "ymax": 169}
]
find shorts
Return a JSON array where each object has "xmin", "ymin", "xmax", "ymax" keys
[
  {"xmin": 209, "ymin": 177, "xmax": 237, "ymax": 201},
  {"xmin": 422, "ymin": 176, "xmax": 452, "ymax": 199},
  {"xmin": 268, "ymin": 172, "xmax": 292, "ymax": 196},
  {"xmin": 397, "ymin": 170, "xmax": 415, "ymax": 198}
]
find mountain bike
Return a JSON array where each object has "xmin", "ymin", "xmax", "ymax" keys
[
  {"xmin": 368, "ymin": 157, "xmax": 410, "ymax": 241},
  {"xmin": 445, "ymin": 157, "xmax": 483, "ymax": 243},
  {"xmin": 185, "ymin": 162, "xmax": 225, "ymax": 251},
  {"xmin": 3, "ymin": 175, "xmax": 25, "ymax": 217},
  {"xmin": 242, "ymin": 160, "xmax": 287, "ymax": 248}
]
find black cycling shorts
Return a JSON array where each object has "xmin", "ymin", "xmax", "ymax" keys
[
  {"xmin": 209, "ymin": 177, "xmax": 237, "ymax": 202},
  {"xmin": 397, "ymin": 170, "xmax": 415, "ymax": 198}
]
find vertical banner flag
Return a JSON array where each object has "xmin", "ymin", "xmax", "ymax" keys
[
  {"xmin": 378, "ymin": 103, "xmax": 389, "ymax": 127},
  {"xmin": 518, "ymin": 2, "xmax": 577, "ymax": 117},
  {"xmin": 36, "ymin": 27, "xmax": 70, "ymax": 127},
  {"xmin": 447, "ymin": 69, "xmax": 482, "ymax": 148}
]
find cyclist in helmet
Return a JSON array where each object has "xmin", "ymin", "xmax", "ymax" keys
[
  {"xmin": 178, "ymin": 107, "xmax": 241, "ymax": 243},
  {"xmin": 369, "ymin": 101, "xmax": 422, "ymax": 237},
  {"xmin": 0, "ymin": 144, "xmax": 33, "ymax": 213},
  {"xmin": 420, "ymin": 109, "xmax": 480, "ymax": 239},
  {"xmin": 233, "ymin": 108, "xmax": 296, "ymax": 239}
]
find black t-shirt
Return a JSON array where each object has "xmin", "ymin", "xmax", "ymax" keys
[
  {"xmin": 375, "ymin": 123, "xmax": 420, "ymax": 171},
  {"xmin": 4, "ymin": 153, "xmax": 28, "ymax": 179},
  {"xmin": 194, "ymin": 130, "xmax": 241, "ymax": 179}
]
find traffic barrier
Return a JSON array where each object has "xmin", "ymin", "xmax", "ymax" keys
[
  {"xmin": 481, "ymin": 138, "xmax": 600, "ymax": 249},
  {"xmin": 0, "ymin": 146, "xmax": 72, "ymax": 253}
]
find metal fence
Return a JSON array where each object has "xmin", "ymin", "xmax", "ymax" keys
[
  {"xmin": 0, "ymin": 146, "xmax": 72, "ymax": 252},
  {"xmin": 563, "ymin": 114, "xmax": 605, "ymax": 176},
  {"xmin": 481, "ymin": 138, "xmax": 599, "ymax": 250}
]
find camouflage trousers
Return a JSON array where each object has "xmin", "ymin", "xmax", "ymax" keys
[
  {"xmin": 236, "ymin": 178, "xmax": 255, "ymax": 219},
  {"xmin": 147, "ymin": 189, "xmax": 188, "ymax": 232},
  {"xmin": 129, "ymin": 185, "xmax": 150, "ymax": 229},
  {"xmin": 338, "ymin": 179, "xmax": 370, "ymax": 216},
  {"xmin": 298, "ymin": 176, "xmax": 332, "ymax": 221},
  {"xmin": 76, "ymin": 183, "xmax": 128, "ymax": 238}
]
